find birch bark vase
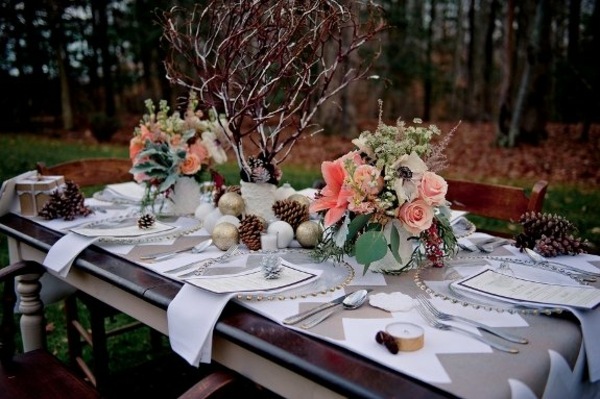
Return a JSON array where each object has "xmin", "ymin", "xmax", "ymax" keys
[{"xmin": 240, "ymin": 180, "xmax": 277, "ymax": 222}]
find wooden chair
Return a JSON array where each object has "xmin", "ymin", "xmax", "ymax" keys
[
  {"xmin": 0, "ymin": 260, "xmax": 100, "ymax": 399},
  {"xmin": 445, "ymin": 178, "xmax": 548, "ymax": 237},
  {"xmin": 36, "ymin": 158, "xmax": 132, "ymax": 188},
  {"xmin": 36, "ymin": 158, "xmax": 161, "ymax": 392}
]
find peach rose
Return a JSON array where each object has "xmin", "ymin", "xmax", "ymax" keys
[
  {"xmin": 353, "ymin": 164, "xmax": 383, "ymax": 196},
  {"xmin": 180, "ymin": 153, "xmax": 202, "ymax": 175},
  {"xmin": 189, "ymin": 142, "xmax": 209, "ymax": 164},
  {"xmin": 129, "ymin": 136, "xmax": 144, "ymax": 161},
  {"xmin": 419, "ymin": 172, "xmax": 447, "ymax": 206},
  {"xmin": 397, "ymin": 199, "xmax": 434, "ymax": 235}
]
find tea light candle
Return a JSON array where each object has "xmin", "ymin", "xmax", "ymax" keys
[
  {"xmin": 385, "ymin": 322, "xmax": 424, "ymax": 352},
  {"xmin": 260, "ymin": 233, "xmax": 279, "ymax": 251}
]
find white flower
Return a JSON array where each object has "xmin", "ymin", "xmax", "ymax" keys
[
  {"xmin": 390, "ymin": 152, "xmax": 428, "ymax": 205},
  {"xmin": 351, "ymin": 135, "xmax": 374, "ymax": 158},
  {"xmin": 201, "ymin": 131, "xmax": 228, "ymax": 164}
]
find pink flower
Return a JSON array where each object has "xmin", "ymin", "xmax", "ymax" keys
[
  {"xmin": 310, "ymin": 160, "xmax": 353, "ymax": 227},
  {"xmin": 180, "ymin": 153, "xmax": 202, "ymax": 175},
  {"xmin": 419, "ymin": 172, "xmax": 447, "ymax": 206},
  {"xmin": 189, "ymin": 142, "xmax": 209, "ymax": 164},
  {"xmin": 129, "ymin": 136, "xmax": 144, "ymax": 161},
  {"xmin": 353, "ymin": 164, "xmax": 383, "ymax": 196},
  {"xmin": 397, "ymin": 199, "xmax": 434, "ymax": 235},
  {"xmin": 170, "ymin": 134, "xmax": 183, "ymax": 147},
  {"xmin": 140, "ymin": 125, "xmax": 153, "ymax": 141}
]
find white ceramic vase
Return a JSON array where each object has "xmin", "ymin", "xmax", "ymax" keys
[
  {"xmin": 169, "ymin": 176, "xmax": 202, "ymax": 216},
  {"xmin": 239, "ymin": 180, "xmax": 277, "ymax": 221}
]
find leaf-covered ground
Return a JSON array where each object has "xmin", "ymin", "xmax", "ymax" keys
[{"xmin": 279, "ymin": 121, "xmax": 600, "ymax": 187}]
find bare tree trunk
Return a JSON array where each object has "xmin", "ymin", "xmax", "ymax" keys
[
  {"xmin": 423, "ymin": 0, "xmax": 436, "ymax": 121},
  {"xmin": 496, "ymin": 0, "xmax": 515, "ymax": 141},
  {"xmin": 450, "ymin": 0, "xmax": 464, "ymax": 116},
  {"xmin": 47, "ymin": 1, "xmax": 73, "ymax": 130},
  {"xmin": 507, "ymin": 0, "xmax": 551, "ymax": 147},
  {"xmin": 482, "ymin": 0, "xmax": 500, "ymax": 121},
  {"xmin": 92, "ymin": 0, "xmax": 115, "ymax": 117}
]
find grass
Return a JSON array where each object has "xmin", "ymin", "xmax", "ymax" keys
[{"xmin": 1, "ymin": 132, "xmax": 599, "ymax": 385}]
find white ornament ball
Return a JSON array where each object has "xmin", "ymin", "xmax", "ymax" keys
[
  {"xmin": 295, "ymin": 221, "xmax": 323, "ymax": 248},
  {"xmin": 203, "ymin": 208, "xmax": 223, "ymax": 234},
  {"xmin": 218, "ymin": 192, "xmax": 245, "ymax": 216},
  {"xmin": 216, "ymin": 215, "xmax": 240, "ymax": 228},
  {"xmin": 275, "ymin": 183, "xmax": 296, "ymax": 201},
  {"xmin": 212, "ymin": 222, "xmax": 239, "ymax": 251},
  {"xmin": 288, "ymin": 193, "xmax": 311, "ymax": 207},
  {"xmin": 194, "ymin": 202, "xmax": 215, "ymax": 221},
  {"xmin": 267, "ymin": 221, "xmax": 295, "ymax": 249}
]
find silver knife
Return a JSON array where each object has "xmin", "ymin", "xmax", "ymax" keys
[{"xmin": 282, "ymin": 289, "xmax": 372, "ymax": 325}]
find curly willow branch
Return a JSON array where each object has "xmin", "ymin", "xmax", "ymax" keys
[{"xmin": 160, "ymin": 0, "xmax": 387, "ymax": 175}]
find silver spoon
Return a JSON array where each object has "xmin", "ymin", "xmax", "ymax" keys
[
  {"xmin": 300, "ymin": 289, "xmax": 369, "ymax": 329},
  {"xmin": 524, "ymin": 248, "xmax": 598, "ymax": 281}
]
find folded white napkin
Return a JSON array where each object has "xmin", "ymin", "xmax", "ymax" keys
[
  {"xmin": 167, "ymin": 284, "xmax": 234, "ymax": 366},
  {"xmin": 104, "ymin": 182, "xmax": 146, "ymax": 203},
  {"xmin": 570, "ymin": 308, "xmax": 600, "ymax": 382},
  {"xmin": 43, "ymin": 232, "xmax": 99, "ymax": 277}
]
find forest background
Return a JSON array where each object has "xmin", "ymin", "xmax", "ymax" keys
[{"xmin": 1, "ymin": 0, "xmax": 599, "ymax": 249}]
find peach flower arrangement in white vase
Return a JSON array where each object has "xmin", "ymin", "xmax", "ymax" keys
[{"xmin": 310, "ymin": 103, "xmax": 459, "ymax": 274}]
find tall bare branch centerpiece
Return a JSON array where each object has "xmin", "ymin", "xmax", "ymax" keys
[{"xmin": 160, "ymin": 0, "xmax": 386, "ymax": 220}]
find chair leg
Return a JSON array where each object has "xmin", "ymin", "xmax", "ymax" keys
[
  {"xmin": 64, "ymin": 295, "xmax": 84, "ymax": 370},
  {"xmin": 89, "ymin": 303, "xmax": 110, "ymax": 392}
]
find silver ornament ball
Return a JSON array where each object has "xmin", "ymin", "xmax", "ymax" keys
[
  {"xmin": 212, "ymin": 222, "xmax": 240, "ymax": 250},
  {"xmin": 295, "ymin": 221, "xmax": 323, "ymax": 248},
  {"xmin": 218, "ymin": 192, "xmax": 245, "ymax": 216}
]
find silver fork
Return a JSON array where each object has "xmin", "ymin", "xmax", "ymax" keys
[
  {"xmin": 415, "ymin": 303, "xmax": 519, "ymax": 353},
  {"xmin": 175, "ymin": 244, "xmax": 241, "ymax": 278},
  {"xmin": 476, "ymin": 238, "xmax": 509, "ymax": 253},
  {"xmin": 416, "ymin": 295, "xmax": 528, "ymax": 344}
]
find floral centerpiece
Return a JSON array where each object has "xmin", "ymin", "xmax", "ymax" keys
[
  {"xmin": 311, "ymin": 104, "xmax": 458, "ymax": 274},
  {"xmin": 129, "ymin": 92, "xmax": 228, "ymax": 213}
]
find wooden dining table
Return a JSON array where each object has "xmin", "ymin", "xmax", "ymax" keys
[{"xmin": 1, "ymin": 210, "xmax": 599, "ymax": 399}]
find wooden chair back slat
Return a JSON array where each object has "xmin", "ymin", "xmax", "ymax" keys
[
  {"xmin": 445, "ymin": 178, "xmax": 548, "ymax": 238},
  {"xmin": 36, "ymin": 158, "xmax": 132, "ymax": 187}
]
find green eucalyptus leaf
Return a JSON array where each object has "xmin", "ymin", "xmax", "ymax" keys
[
  {"xmin": 347, "ymin": 214, "xmax": 371, "ymax": 241},
  {"xmin": 389, "ymin": 223, "xmax": 402, "ymax": 263},
  {"xmin": 355, "ymin": 231, "xmax": 387, "ymax": 266}
]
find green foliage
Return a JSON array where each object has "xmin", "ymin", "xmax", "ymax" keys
[{"xmin": 355, "ymin": 230, "xmax": 388, "ymax": 273}]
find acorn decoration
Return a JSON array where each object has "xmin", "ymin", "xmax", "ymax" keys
[
  {"xmin": 38, "ymin": 180, "xmax": 92, "ymax": 221},
  {"xmin": 514, "ymin": 212, "xmax": 590, "ymax": 257},
  {"xmin": 260, "ymin": 254, "xmax": 283, "ymax": 280},
  {"xmin": 137, "ymin": 214, "xmax": 156, "ymax": 229},
  {"xmin": 272, "ymin": 199, "xmax": 309, "ymax": 230}
]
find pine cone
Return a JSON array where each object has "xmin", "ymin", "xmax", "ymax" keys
[
  {"xmin": 238, "ymin": 214, "xmax": 266, "ymax": 250},
  {"xmin": 272, "ymin": 199, "xmax": 309, "ymax": 230},
  {"xmin": 534, "ymin": 234, "xmax": 589, "ymax": 257},
  {"xmin": 260, "ymin": 254, "xmax": 283, "ymax": 279},
  {"xmin": 38, "ymin": 190, "xmax": 64, "ymax": 220},
  {"xmin": 137, "ymin": 214, "xmax": 156, "ymax": 229},
  {"xmin": 518, "ymin": 212, "xmax": 577, "ymax": 238},
  {"xmin": 62, "ymin": 180, "xmax": 92, "ymax": 220},
  {"xmin": 514, "ymin": 212, "xmax": 589, "ymax": 256}
]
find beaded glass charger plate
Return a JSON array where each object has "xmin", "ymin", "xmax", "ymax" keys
[
  {"xmin": 72, "ymin": 214, "xmax": 203, "ymax": 244},
  {"xmin": 414, "ymin": 255, "xmax": 593, "ymax": 315},
  {"xmin": 181, "ymin": 249, "xmax": 355, "ymax": 301}
]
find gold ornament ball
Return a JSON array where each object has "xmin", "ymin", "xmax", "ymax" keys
[
  {"xmin": 288, "ymin": 193, "xmax": 311, "ymax": 207},
  {"xmin": 295, "ymin": 221, "xmax": 323, "ymax": 248},
  {"xmin": 212, "ymin": 222, "xmax": 240, "ymax": 250},
  {"xmin": 218, "ymin": 192, "xmax": 245, "ymax": 216}
]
